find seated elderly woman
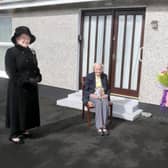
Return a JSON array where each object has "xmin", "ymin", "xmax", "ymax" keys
[{"xmin": 83, "ymin": 63, "xmax": 110, "ymax": 136}]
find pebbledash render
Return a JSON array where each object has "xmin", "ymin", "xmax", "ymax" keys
[{"xmin": 0, "ymin": 0, "xmax": 168, "ymax": 106}]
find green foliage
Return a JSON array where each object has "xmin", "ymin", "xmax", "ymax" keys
[{"xmin": 157, "ymin": 72, "xmax": 168, "ymax": 87}]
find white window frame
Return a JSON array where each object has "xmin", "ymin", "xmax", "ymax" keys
[{"xmin": 0, "ymin": 42, "xmax": 12, "ymax": 78}]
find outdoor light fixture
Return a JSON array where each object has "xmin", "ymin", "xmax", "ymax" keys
[{"xmin": 151, "ymin": 20, "xmax": 158, "ymax": 30}]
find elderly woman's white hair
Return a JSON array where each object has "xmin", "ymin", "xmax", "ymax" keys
[{"xmin": 93, "ymin": 63, "xmax": 104, "ymax": 70}]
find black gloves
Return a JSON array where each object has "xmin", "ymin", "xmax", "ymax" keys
[{"xmin": 29, "ymin": 76, "xmax": 41, "ymax": 84}]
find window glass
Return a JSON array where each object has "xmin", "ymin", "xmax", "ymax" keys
[
  {"xmin": 0, "ymin": 16, "xmax": 12, "ymax": 71},
  {"xmin": 0, "ymin": 16, "xmax": 12, "ymax": 42}
]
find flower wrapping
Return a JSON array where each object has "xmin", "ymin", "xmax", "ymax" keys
[{"xmin": 157, "ymin": 67, "xmax": 168, "ymax": 111}]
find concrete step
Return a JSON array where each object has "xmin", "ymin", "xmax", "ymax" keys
[
  {"xmin": 68, "ymin": 92, "xmax": 82, "ymax": 100},
  {"xmin": 56, "ymin": 91, "xmax": 143, "ymax": 121},
  {"xmin": 57, "ymin": 98, "xmax": 83, "ymax": 110},
  {"xmin": 113, "ymin": 100, "xmax": 139, "ymax": 114},
  {"xmin": 67, "ymin": 91, "xmax": 139, "ymax": 113},
  {"xmin": 113, "ymin": 109, "xmax": 142, "ymax": 121}
]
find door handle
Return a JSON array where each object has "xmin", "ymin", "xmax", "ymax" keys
[{"xmin": 78, "ymin": 34, "xmax": 82, "ymax": 42}]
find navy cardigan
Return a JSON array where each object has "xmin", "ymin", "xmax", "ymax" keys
[{"xmin": 83, "ymin": 72, "xmax": 110, "ymax": 105}]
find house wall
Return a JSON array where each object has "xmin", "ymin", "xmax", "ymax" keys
[
  {"xmin": 12, "ymin": 9, "xmax": 79, "ymax": 90},
  {"xmin": 10, "ymin": 1, "xmax": 148, "ymax": 91},
  {"xmin": 7, "ymin": 1, "xmax": 168, "ymax": 105},
  {"xmin": 139, "ymin": 5, "xmax": 168, "ymax": 105}
]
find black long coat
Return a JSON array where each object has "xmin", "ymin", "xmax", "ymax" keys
[{"xmin": 5, "ymin": 44, "xmax": 42, "ymax": 135}]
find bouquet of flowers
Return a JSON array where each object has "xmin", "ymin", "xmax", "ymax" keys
[
  {"xmin": 95, "ymin": 87, "xmax": 104, "ymax": 99},
  {"xmin": 157, "ymin": 67, "xmax": 168, "ymax": 110},
  {"xmin": 157, "ymin": 68, "xmax": 168, "ymax": 88}
]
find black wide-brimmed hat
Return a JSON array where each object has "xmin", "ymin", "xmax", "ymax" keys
[{"xmin": 11, "ymin": 26, "xmax": 36, "ymax": 44}]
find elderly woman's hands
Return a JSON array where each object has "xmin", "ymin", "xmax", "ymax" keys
[
  {"xmin": 90, "ymin": 93, "xmax": 99, "ymax": 99},
  {"xmin": 101, "ymin": 94, "xmax": 108, "ymax": 99},
  {"xmin": 90, "ymin": 93, "xmax": 108, "ymax": 99},
  {"xmin": 87, "ymin": 101, "xmax": 94, "ymax": 107}
]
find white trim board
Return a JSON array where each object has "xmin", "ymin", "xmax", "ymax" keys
[
  {"xmin": 0, "ymin": 0, "xmax": 102, "ymax": 10},
  {"xmin": 0, "ymin": 42, "xmax": 13, "ymax": 47}
]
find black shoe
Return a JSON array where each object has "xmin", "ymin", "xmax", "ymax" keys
[
  {"xmin": 97, "ymin": 129, "xmax": 104, "ymax": 136},
  {"xmin": 22, "ymin": 132, "xmax": 32, "ymax": 139},
  {"xmin": 9, "ymin": 137, "xmax": 24, "ymax": 144},
  {"xmin": 102, "ymin": 128, "xmax": 109, "ymax": 136}
]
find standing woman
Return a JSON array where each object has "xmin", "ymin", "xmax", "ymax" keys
[{"xmin": 5, "ymin": 26, "xmax": 42, "ymax": 144}]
